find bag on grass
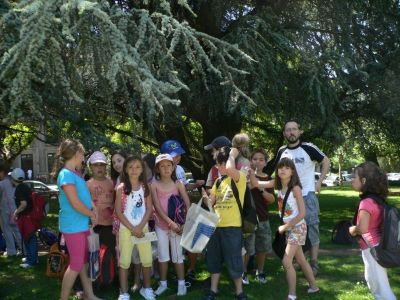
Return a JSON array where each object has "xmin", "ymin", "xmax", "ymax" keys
[
  {"xmin": 180, "ymin": 197, "xmax": 219, "ymax": 253},
  {"xmin": 87, "ymin": 230, "xmax": 100, "ymax": 281},
  {"xmin": 38, "ymin": 227, "xmax": 58, "ymax": 246},
  {"xmin": 46, "ymin": 240, "xmax": 69, "ymax": 278},
  {"xmin": 0, "ymin": 228, "xmax": 6, "ymax": 252},
  {"xmin": 331, "ymin": 220, "xmax": 353, "ymax": 244}
]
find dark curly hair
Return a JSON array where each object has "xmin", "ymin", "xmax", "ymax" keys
[
  {"xmin": 275, "ymin": 157, "xmax": 302, "ymax": 191},
  {"xmin": 354, "ymin": 161, "xmax": 388, "ymax": 200}
]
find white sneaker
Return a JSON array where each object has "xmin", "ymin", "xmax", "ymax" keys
[
  {"xmin": 154, "ymin": 283, "xmax": 168, "ymax": 296},
  {"xmin": 177, "ymin": 284, "xmax": 187, "ymax": 296},
  {"xmin": 19, "ymin": 263, "xmax": 33, "ymax": 268},
  {"xmin": 140, "ymin": 288, "xmax": 155, "ymax": 300},
  {"xmin": 117, "ymin": 293, "xmax": 130, "ymax": 300},
  {"xmin": 21, "ymin": 257, "xmax": 27, "ymax": 263},
  {"xmin": 242, "ymin": 273, "xmax": 249, "ymax": 285}
]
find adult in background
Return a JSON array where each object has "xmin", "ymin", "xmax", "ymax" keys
[
  {"xmin": 270, "ymin": 120, "xmax": 330, "ymax": 276},
  {"xmin": 0, "ymin": 162, "xmax": 23, "ymax": 257},
  {"xmin": 11, "ymin": 168, "xmax": 38, "ymax": 268}
]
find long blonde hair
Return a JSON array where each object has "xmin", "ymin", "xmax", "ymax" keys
[{"xmin": 51, "ymin": 139, "xmax": 85, "ymax": 180}]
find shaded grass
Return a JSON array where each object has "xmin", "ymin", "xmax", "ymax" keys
[{"xmin": 1, "ymin": 187, "xmax": 399, "ymax": 299}]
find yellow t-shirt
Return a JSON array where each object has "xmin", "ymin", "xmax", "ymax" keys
[{"xmin": 211, "ymin": 172, "xmax": 246, "ymax": 227}]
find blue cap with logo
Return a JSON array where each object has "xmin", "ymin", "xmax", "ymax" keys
[{"xmin": 160, "ymin": 140, "xmax": 185, "ymax": 158}]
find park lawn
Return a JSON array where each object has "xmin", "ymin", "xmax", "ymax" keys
[{"xmin": 0, "ymin": 187, "xmax": 399, "ymax": 300}]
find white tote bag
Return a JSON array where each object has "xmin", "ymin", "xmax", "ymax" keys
[
  {"xmin": 180, "ymin": 197, "xmax": 219, "ymax": 253},
  {"xmin": 87, "ymin": 229, "xmax": 100, "ymax": 281}
]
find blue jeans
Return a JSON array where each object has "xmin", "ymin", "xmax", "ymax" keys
[{"xmin": 25, "ymin": 233, "xmax": 38, "ymax": 265}]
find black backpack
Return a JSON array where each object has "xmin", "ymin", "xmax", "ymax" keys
[
  {"xmin": 216, "ymin": 176, "xmax": 258, "ymax": 234},
  {"xmin": 331, "ymin": 220, "xmax": 354, "ymax": 244},
  {"xmin": 95, "ymin": 244, "xmax": 116, "ymax": 287},
  {"xmin": 359, "ymin": 195, "xmax": 400, "ymax": 268}
]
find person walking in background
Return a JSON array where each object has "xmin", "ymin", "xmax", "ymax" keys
[
  {"xmin": 349, "ymin": 162, "xmax": 396, "ymax": 300},
  {"xmin": 0, "ymin": 162, "xmax": 23, "ymax": 257},
  {"xmin": 250, "ymin": 158, "xmax": 319, "ymax": 300},
  {"xmin": 87, "ymin": 151, "xmax": 116, "ymax": 258},
  {"xmin": 151, "ymin": 153, "xmax": 191, "ymax": 296},
  {"xmin": 115, "ymin": 156, "xmax": 155, "ymax": 300},
  {"xmin": 27, "ymin": 169, "xmax": 32, "ymax": 180},
  {"xmin": 51, "ymin": 139, "xmax": 102, "ymax": 300},
  {"xmin": 270, "ymin": 120, "xmax": 330, "ymax": 275},
  {"xmin": 11, "ymin": 168, "xmax": 38, "ymax": 268}
]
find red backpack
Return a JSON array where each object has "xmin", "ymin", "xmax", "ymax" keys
[{"xmin": 29, "ymin": 192, "xmax": 46, "ymax": 225}]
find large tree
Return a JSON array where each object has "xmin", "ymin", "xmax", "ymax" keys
[{"xmin": 1, "ymin": 0, "xmax": 400, "ymax": 176}]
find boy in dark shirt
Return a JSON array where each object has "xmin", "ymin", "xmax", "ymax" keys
[{"xmin": 11, "ymin": 168, "xmax": 38, "ymax": 268}]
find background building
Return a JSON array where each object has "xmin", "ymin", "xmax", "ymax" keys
[{"xmin": 12, "ymin": 134, "xmax": 57, "ymax": 183}]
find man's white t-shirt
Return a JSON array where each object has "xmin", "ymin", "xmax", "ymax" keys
[{"xmin": 274, "ymin": 142, "xmax": 325, "ymax": 196}]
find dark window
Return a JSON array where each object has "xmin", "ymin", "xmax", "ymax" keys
[
  {"xmin": 20, "ymin": 154, "xmax": 33, "ymax": 178},
  {"xmin": 47, "ymin": 153, "xmax": 55, "ymax": 173}
]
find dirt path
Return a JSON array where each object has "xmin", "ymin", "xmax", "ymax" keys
[{"xmin": 319, "ymin": 247, "xmax": 360, "ymax": 256}]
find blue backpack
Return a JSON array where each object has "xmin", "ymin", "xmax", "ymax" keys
[
  {"xmin": 38, "ymin": 228, "xmax": 58, "ymax": 246},
  {"xmin": 0, "ymin": 228, "xmax": 6, "ymax": 252}
]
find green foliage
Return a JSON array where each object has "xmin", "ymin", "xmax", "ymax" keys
[
  {"xmin": 0, "ymin": 123, "xmax": 35, "ymax": 164},
  {"xmin": 1, "ymin": 0, "xmax": 400, "ymax": 176}
]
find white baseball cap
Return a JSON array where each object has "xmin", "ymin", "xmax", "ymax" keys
[
  {"xmin": 155, "ymin": 153, "xmax": 174, "ymax": 165},
  {"xmin": 88, "ymin": 151, "xmax": 107, "ymax": 164}
]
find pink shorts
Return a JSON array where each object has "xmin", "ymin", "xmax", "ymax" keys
[{"xmin": 63, "ymin": 230, "xmax": 90, "ymax": 272}]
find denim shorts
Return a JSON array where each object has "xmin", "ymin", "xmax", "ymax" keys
[
  {"xmin": 206, "ymin": 227, "xmax": 243, "ymax": 279},
  {"xmin": 303, "ymin": 192, "xmax": 320, "ymax": 245},
  {"xmin": 244, "ymin": 221, "xmax": 272, "ymax": 255}
]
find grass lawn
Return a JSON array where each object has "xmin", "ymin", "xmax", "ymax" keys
[{"xmin": 1, "ymin": 187, "xmax": 399, "ymax": 300}]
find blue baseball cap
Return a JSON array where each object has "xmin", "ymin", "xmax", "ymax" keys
[{"xmin": 160, "ymin": 140, "xmax": 186, "ymax": 157}]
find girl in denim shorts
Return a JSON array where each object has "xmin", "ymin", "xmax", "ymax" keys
[{"xmin": 250, "ymin": 158, "xmax": 319, "ymax": 300}]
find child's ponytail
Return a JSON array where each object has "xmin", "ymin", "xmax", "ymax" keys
[{"xmin": 51, "ymin": 139, "xmax": 85, "ymax": 180}]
